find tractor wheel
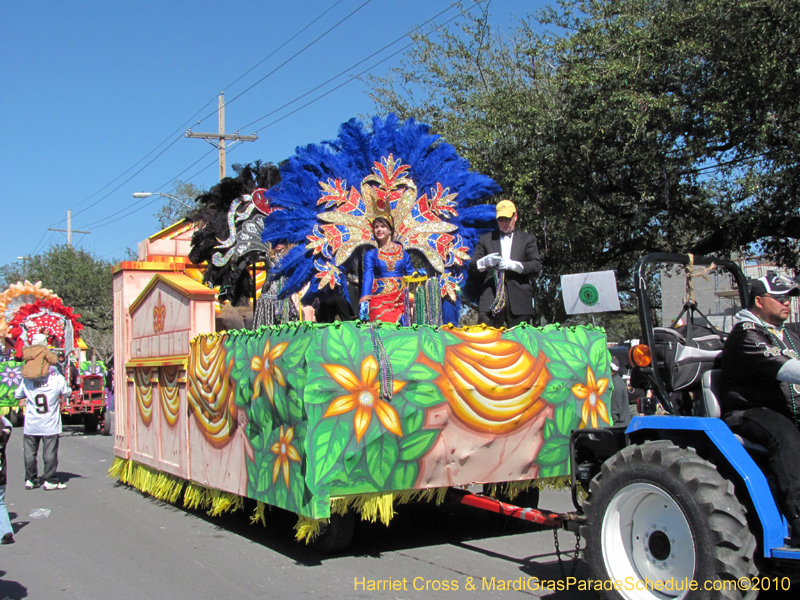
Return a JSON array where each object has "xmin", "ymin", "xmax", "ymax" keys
[
  {"xmin": 583, "ymin": 440, "xmax": 758, "ymax": 600},
  {"xmin": 101, "ymin": 412, "xmax": 112, "ymax": 436},
  {"xmin": 84, "ymin": 414, "xmax": 99, "ymax": 434},
  {"xmin": 311, "ymin": 511, "xmax": 355, "ymax": 554}
]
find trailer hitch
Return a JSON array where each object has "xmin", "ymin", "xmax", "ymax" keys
[{"xmin": 446, "ymin": 487, "xmax": 563, "ymax": 528}]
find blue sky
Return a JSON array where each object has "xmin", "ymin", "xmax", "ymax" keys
[{"xmin": 1, "ymin": 0, "xmax": 546, "ymax": 270}]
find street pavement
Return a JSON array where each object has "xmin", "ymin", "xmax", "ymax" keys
[
  {"xmin": 0, "ymin": 420, "xmax": 598, "ymax": 600},
  {"xmin": 2, "ymin": 421, "xmax": 792, "ymax": 600}
]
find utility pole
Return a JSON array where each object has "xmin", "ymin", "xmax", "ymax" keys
[
  {"xmin": 17, "ymin": 256, "xmax": 29, "ymax": 279},
  {"xmin": 185, "ymin": 93, "xmax": 258, "ymax": 180},
  {"xmin": 48, "ymin": 210, "xmax": 90, "ymax": 247}
]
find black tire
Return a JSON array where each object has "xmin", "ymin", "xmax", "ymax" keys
[
  {"xmin": 311, "ymin": 511, "xmax": 355, "ymax": 553},
  {"xmin": 84, "ymin": 414, "xmax": 99, "ymax": 434},
  {"xmin": 583, "ymin": 441, "xmax": 758, "ymax": 600},
  {"xmin": 101, "ymin": 411, "xmax": 112, "ymax": 436}
]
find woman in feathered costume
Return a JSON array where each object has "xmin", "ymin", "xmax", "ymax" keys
[
  {"xmin": 262, "ymin": 114, "xmax": 500, "ymax": 325},
  {"xmin": 359, "ymin": 215, "xmax": 414, "ymax": 324}
]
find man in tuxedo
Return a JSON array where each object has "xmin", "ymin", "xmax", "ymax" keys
[{"xmin": 470, "ymin": 200, "xmax": 541, "ymax": 327}]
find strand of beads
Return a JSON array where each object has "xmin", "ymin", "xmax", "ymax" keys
[
  {"xmin": 490, "ymin": 269, "xmax": 506, "ymax": 317},
  {"xmin": 369, "ymin": 321, "xmax": 394, "ymax": 401},
  {"xmin": 428, "ymin": 277, "xmax": 442, "ymax": 326},
  {"xmin": 413, "ymin": 281, "xmax": 427, "ymax": 326},
  {"xmin": 402, "ymin": 286, "xmax": 411, "ymax": 326},
  {"xmin": 756, "ymin": 317, "xmax": 799, "ymax": 427}
]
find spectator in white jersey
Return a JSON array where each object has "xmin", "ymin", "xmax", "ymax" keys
[{"xmin": 14, "ymin": 342, "xmax": 71, "ymax": 491}]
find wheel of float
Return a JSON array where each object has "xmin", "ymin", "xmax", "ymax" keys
[
  {"xmin": 583, "ymin": 440, "xmax": 758, "ymax": 600},
  {"xmin": 84, "ymin": 414, "xmax": 99, "ymax": 434},
  {"xmin": 101, "ymin": 412, "xmax": 112, "ymax": 436},
  {"xmin": 311, "ymin": 511, "xmax": 355, "ymax": 553}
]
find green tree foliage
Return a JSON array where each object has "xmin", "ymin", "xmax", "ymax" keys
[
  {"xmin": 368, "ymin": 0, "xmax": 800, "ymax": 323},
  {"xmin": 152, "ymin": 180, "xmax": 204, "ymax": 229},
  {"xmin": 1, "ymin": 245, "xmax": 114, "ymax": 334}
]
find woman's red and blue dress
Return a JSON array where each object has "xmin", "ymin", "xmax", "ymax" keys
[{"xmin": 361, "ymin": 245, "xmax": 414, "ymax": 324}]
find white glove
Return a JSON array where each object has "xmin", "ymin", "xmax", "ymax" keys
[
  {"xmin": 477, "ymin": 253, "xmax": 501, "ymax": 270},
  {"xmin": 498, "ymin": 258, "xmax": 524, "ymax": 273}
]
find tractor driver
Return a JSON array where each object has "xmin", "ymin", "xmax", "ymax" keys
[{"xmin": 719, "ymin": 273, "xmax": 800, "ymax": 548}]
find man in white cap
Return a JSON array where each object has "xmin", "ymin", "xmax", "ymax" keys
[
  {"xmin": 15, "ymin": 333, "xmax": 70, "ymax": 490},
  {"xmin": 470, "ymin": 199, "xmax": 541, "ymax": 327},
  {"xmin": 720, "ymin": 273, "xmax": 800, "ymax": 547}
]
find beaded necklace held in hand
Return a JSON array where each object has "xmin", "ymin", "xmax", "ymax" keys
[
  {"xmin": 756, "ymin": 316, "xmax": 800, "ymax": 427},
  {"xmin": 490, "ymin": 270, "xmax": 507, "ymax": 317}
]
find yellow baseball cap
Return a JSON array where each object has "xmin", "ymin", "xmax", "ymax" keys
[{"xmin": 496, "ymin": 199, "xmax": 516, "ymax": 219}]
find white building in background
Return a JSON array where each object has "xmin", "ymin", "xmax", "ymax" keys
[{"xmin": 661, "ymin": 257, "xmax": 799, "ymax": 331}]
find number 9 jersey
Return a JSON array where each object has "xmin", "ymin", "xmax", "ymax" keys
[{"xmin": 14, "ymin": 369, "xmax": 71, "ymax": 436}]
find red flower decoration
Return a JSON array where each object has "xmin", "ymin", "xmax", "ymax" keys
[{"xmin": 8, "ymin": 297, "xmax": 83, "ymax": 356}]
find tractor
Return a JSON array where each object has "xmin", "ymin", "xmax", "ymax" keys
[{"xmin": 571, "ymin": 254, "xmax": 800, "ymax": 599}]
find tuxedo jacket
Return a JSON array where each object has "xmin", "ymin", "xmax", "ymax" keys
[{"xmin": 470, "ymin": 229, "xmax": 541, "ymax": 315}]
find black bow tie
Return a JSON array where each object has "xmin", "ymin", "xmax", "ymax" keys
[{"xmin": 500, "ymin": 231, "xmax": 514, "ymax": 239}]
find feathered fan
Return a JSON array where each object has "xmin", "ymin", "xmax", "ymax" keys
[
  {"xmin": 187, "ymin": 161, "xmax": 281, "ymax": 305},
  {"xmin": 262, "ymin": 114, "xmax": 499, "ymax": 324}
]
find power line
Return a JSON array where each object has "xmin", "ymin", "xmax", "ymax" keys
[
  {"xmin": 36, "ymin": 101, "xmax": 216, "ymax": 237},
  {"xmin": 252, "ymin": 43, "xmax": 415, "ymax": 132},
  {"xmin": 70, "ymin": 132, "xmax": 188, "ymax": 220},
  {"xmin": 30, "ymin": 229, "xmax": 51, "ymax": 256},
  {"xmin": 77, "ymin": 2, "xmax": 392, "ymax": 232},
  {"xmin": 64, "ymin": 2, "xmax": 373, "ymax": 234},
  {"xmin": 148, "ymin": 4, "xmax": 465, "ymax": 199},
  {"xmin": 80, "ymin": 147, "xmax": 218, "ymax": 230},
  {"xmin": 68, "ymin": 97, "xmax": 218, "ymax": 214},
  {"xmin": 73, "ymin": 2, "xmax": 468, "ymax": 239},
  {"xmin": 102, "ymin": 238, "xmax": 142, "ymax": 259},
  {"xmin": 238, "ymin": 1, "xmax": 463, "ymax": 132},
  {"xmin": 81, "ymin": 196, "xmax": 163, "ymax": 231},
  {"xmin": 221, "ymin": 0, "xmax": 346, "ymax": 92},
  {"xmin": 194, "ymin": 0, "xmax": 376, "ymax": 125}
]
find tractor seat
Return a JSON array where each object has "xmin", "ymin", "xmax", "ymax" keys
[{"xmin": 701, "ymin": 369, "xmax": 769, "ymax": 454}]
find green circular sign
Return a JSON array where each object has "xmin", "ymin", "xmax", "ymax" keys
[{"xmin": 579, "ymin": 284, "xmax": 600, "ymax": 306}]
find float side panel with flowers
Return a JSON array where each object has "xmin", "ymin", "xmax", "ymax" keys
[
  {"xmin": 0, "ymin": 360, "xmax": 108, "ymax": 414},
  {"xmin": 162, "ymin": 321, "xmax": 612, "ymax": 520}
]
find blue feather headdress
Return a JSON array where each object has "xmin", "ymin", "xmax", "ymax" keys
[{"xmin": 262, "ymin": 114, "xmax": 499, "ymax": 323}]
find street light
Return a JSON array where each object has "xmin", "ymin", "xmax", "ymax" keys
[{"xmin": 132, "ymin": 192, "xmax": 194, "ymax": 209}]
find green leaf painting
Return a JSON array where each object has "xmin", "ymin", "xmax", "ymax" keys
[
  {"xmin": 401, "ymin": 381, "xmax": 444, "ymax": 409},
  {"xmin": 365, "ymin": 435, "xmax": 399, "ymax": 488},
  {"xmin": 399, "ymin": 430, "xmax": 438, "ymax": 461},
  {"xmin": 310, "ymin": 418, "xmax": 350, "ymax": 485}
]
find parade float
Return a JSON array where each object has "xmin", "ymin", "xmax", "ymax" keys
[
  {"xmin": 109, "ymin": 116, "xmax": 614, "ymax": 547},
  {"xmin": 0, "ymin": 280, "xmax": 108, "ymax": 432}
]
